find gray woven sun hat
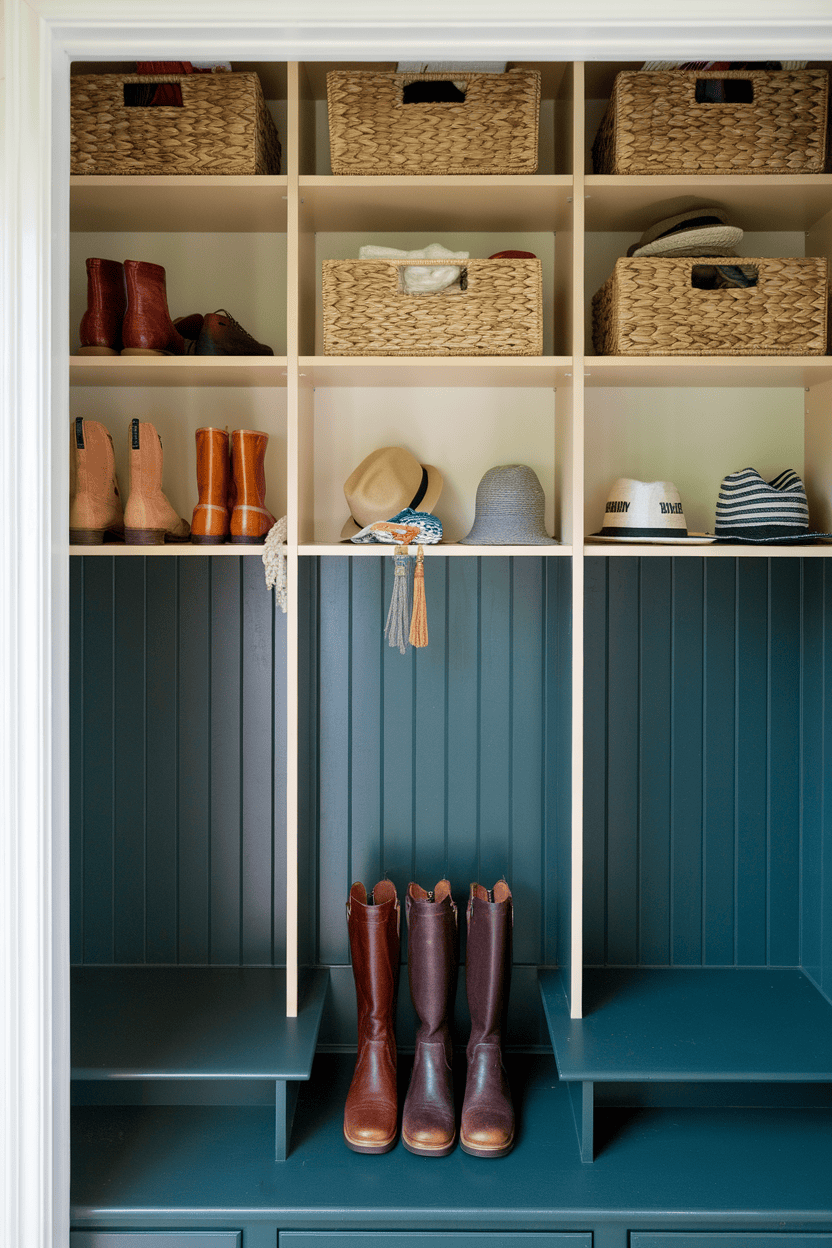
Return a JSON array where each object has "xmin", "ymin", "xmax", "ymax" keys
[{"xmin": 459, "ymin": 464, "xmax": 557, "ymax": 545}]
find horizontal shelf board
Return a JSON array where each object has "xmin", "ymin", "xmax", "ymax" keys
[
  {"xmin": 584, "ymin": 175, "xmax": 832, "ymax": 232},
  {"xmin": 71, "ymin": 967, "xmax": 328, "ymax": 1080},
  {"xmin": 298, "ymin": 175, "xmax": 573, "ymax": 232},
  {"xmin": 68, "ymin": 545, "xmax": 268, "ymax": 556},
  {"xmin": 70, "ymin": 1053, "xmax": 832, "ymax": 1220},
  {"xmin": 584, "ymin": 543, "xmax": 832, "ymax": 557},
  {"xmin": 70, "ymin": 176, "xmax": 289, "ymax": 233},
  {"xmin": 300, "ymin": 357, "xmax": 570, "ymax": 387},
  {"xmin": 583, "ymin": 357, "xmax": 832, "ymax": 387},
  {"xmin": 70, "ymin": 357, "xmax": 288, "ymax": 387},
  {"xmin": 299, "ymin": 543, "xmax": 570, "ymax": 556},
  {"xmin": 540, "ymin": 967, "xmax": 832, "ymax": 1082}
]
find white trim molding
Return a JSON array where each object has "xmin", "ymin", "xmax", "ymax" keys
[{"xmin": 2, "ymin": 3, "xmax": 832, "ymax": 1246}]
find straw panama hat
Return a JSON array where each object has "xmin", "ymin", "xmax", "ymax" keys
[
  {"xmin": 591, "ymin": 478, "xmax": 714, "ymax": 544},
  {"xmin": 459, "ymin": 464, "xmax": 557, "ymax": 546},
  {"xmin": 626, "ymin": 206, "xmax": 743, "ymax": 259},
  {"xmin": 341, "ymin": 446, "xmax": 443, "ymax": 541}
]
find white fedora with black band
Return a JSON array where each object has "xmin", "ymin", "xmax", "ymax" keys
[
  {"xmin": 341, "ymin": 446, "xmax": 443, "ymax": 541},
  {"xmin": 590, "ymin": 478, "xmax": 714, "ymax": 544}
]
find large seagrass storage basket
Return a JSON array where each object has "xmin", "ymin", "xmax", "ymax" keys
[
  {"xmin": 592, "ymin": 69, "xmax": 829, "ymax": 174},
  {"xmin": 323, "ymin": 258, "xmax": 543, "ymax": 356},
  {"xmin": 71, "ymin": 73, "xmax": 281, "ymax": 175},
  {"xmin": 593, "ymin": 257, "xmax": 829, "ymax": 356},
  {"xmin": 326, "ymin": 70, "xmax": 540, "ymax": 175}
]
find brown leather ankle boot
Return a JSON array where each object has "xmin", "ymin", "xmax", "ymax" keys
[
  {"xmin": 460, "ymin": 880, "xmax": 515, "ymax": 1158},
  {"xmin": 124, "ymin": 419, "xmax": 191, "ymax": 545},
  {"xmin": 69, "ymin": 418, "xmax": 125, "ymax": 543},
  {"xmin": 79, "ymin": 258, "xmax": 126, "ymax": 355},
  {"xmin": 344, "ymin": 880, "xmax": 400, "ymax": 1154},
  {"xmin": 191, "ymin": 427, "xmax": 231, "ymax": 544},
  {"xmin": 229, "ymin": 428, "xmax": 276, "ymax": 544},
  {"xmin": 121, "ymin": 260, "xmax": 193, "ymax": 356},
  {"xmin": 402, "ymin": 879, "xmax": 457, "ymax": 1157}
]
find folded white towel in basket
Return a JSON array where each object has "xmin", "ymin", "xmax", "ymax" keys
[{"xmin": 359, "ymin": 244, "xmax": 469, "ymax": 294}]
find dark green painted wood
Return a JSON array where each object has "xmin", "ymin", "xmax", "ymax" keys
[
  {"xmin": 539, "ymin": 967, "xmax": 832, "ymax": 1081},
  {"xmin": 638, "ymin": 559, "xmax": 672, "ymax": 966},
  {"xmin": 735, "ymin": 561, "xmax": 768, "ymax": 968},
  {"xmin": 801, "ymin": 562, "xmax": 823, "ymax": 991},
  {"xmin": 582, "ymin": 559, "xmax": 608, "ymax": 968},
  {"xmin": 552, "ymin": 559, "xmax": 571, "ymax": 974},
  {"xmin": 567, "ymin": 1079, "xmax": 593, "ymax": 1163},
  {"xmin": 479, "ymin": 558, "xmax": 513, "ymax": 885},
  {"xmin": 145, "ymin": 559, "xmax": 179, "ymax": 964},
  {"xmin": 209, "ymin": 558, "xmax": 242, "ymax": 965},
  {"xmin": 632, "ymin": 1237, "xmax": 832, "ymax": 1248},
  {"xmin": 281, "ymin": 1237, "xmax": 591, "ymax": 1246},
  {"xmin": 71, "ymin": 967, "xmax": 327, "ymax": 1079},
  {"xmin": 670, "ymin": 559, "xmax": 704, "ymax": 966},
  {"xmin": 70, "ymin": 559, "xmax": 85, "ymax": 963},
  {"xmin": 701, "ymin": 559, "xmax": 736, "ymax": 966},
  {"xmin": 348, "ymin": 559, "xmax": 383, "ymax": 892},
  {"xmin": 605, "ymin": 559, "xmax": 639, "ymax": 966},
  {"xmin": 70, "ymin": 1235, "xmax": 242, "ymax": 1247},
  {"xmin": 113, "ymin": 559, "xmax": 147, "ymax": 963},
  {"xmin": 822, "ymin": 565, "xmax": 832, "ymax": 1003},
  {"xmin": 178, "ymin": 560, "xmax": 212, "ymax": 964},
  {"xmin": 445, "ymin": 559, "xmax": 480, "ymax": 906},
  {"xmin": 768, "ymin": 560, "xmax": 801, "ymax": 967},
  {"xmin": 70, "ymin": 1055, "xmax": 832, "ymax": 1224},
  {"xmin": 412, "ymin": 559, "xmax": 447, "ymax": 889},
  {"xmin": 272, "ymin": 586, "xmax": 288, "ymax": 967},
  {"xmin": 82, "ymin": 558, "xmax": 115, "ymax": 963},
  {"xmin": 511, "ymin": 558, "xmax": 545, "ymax": 964}
]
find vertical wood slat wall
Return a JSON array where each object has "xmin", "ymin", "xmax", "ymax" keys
[{"xmin": 584, "ymin": 556, "xmax": 831, "ymax": 1001}]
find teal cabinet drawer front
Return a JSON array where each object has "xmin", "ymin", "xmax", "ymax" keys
[
  {"xmin": 632, "ymin": 1237, "xmax": 832, "ymax": 1248},
  {"xmin": 281, "ymin": 1236, "xmax": 591, "ymax": 1247},
  {"xmin": 71, "ymin": 1235, "xmax": 242, "ymax": 1248}
]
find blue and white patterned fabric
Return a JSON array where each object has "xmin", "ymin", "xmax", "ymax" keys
[
  {"xmin": 714, "ymin": 467, "xmax": 827, "ymax": 542},
  {"xmin": 350, "ymin": 508, "xmax": 443, "ymax": 544}
]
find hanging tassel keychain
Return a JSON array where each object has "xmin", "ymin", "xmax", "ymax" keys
[
  {"xmin": 384, "ymin": 544, "xmax": 414, "ymax": 655},
  {"xmin": 409, "ymin": 544, "xmax": 428, "ymax": 647}
]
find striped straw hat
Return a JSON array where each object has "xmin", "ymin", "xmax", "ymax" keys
[
  {"xmin": 715, "ymin": 467, "xmax": 829, "ymax": 543},
  {"xmin": 459, "ymin": 464, "xmax": 557, "ymax": 545}
]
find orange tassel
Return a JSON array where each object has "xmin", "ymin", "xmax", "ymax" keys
[{"xmin": 409, "ymin": 545, "xmax": 428, "ymax": 648}]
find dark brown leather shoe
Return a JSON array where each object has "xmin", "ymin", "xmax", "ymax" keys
[
  {"xmin": 460, "ymin": 880, "xmax": 515, "ymax": 1158},
  {"xmin": 401, "ymin": 880, "xmax": 458, "ymax": 1157},
  {"xmin": 194, "ymin": 309, "xmax": 274, "ymax": 356},
  {"xmin": 122, "ymin": 259, "xmax": 196, "ymax": 356},
  {"xmin": 79, "ymin": 258, "xmax": 126, "ymax": 355},
  {"xmin": 343, "ymin": 880, "xmax": 400, "ymax": 1154}
]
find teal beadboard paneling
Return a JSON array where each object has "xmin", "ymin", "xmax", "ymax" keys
[
  {"xmin": 70, "ymin": 557, "xmax": 287, "ymax": 966},
  {"xmin": 307, "ymin": 556, "xmax": 569, "ymax": 979},
  {"xmin": 584, "ymin": 557, "xmax": 827, "ymax": 986}
]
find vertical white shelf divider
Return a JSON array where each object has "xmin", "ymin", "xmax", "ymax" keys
[{"xmin": 569, "ymin": 62, "xmax": 586, "ymax": 1020}]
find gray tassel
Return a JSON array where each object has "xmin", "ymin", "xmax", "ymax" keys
[{"xmin": 384, "ymin": 544, "xmax": 414, "ymax": 655}]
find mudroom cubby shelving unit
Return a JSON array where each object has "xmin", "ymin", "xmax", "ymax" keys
[{"xmin": 67, "ymin": 57, "xmax": 832, "ymax": 1246}]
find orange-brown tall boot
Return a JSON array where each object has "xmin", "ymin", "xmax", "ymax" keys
[
  {"xmin": 79, "ymin": 258, "xmax": 126, "ymax": 355},
  {"xmin": 121, "ymin": 260, "xmax": 194, "ymax": 356},
  {"xmin": 191, "ymin": 427, "xmax": 231, "ymax": 545},
  {"xmin": 69, "ymin": 418, "xmax": 125, "ymax": 544},
  {"xmin": 124, "ymin": 419, "xmax": 191, "ymax": 545},
  {"xmin": 229, "ymin": 428, "xmax": 276, "ymax": 545},
  {"xmin": 344, "ymin": 880, "xmax": 400, "ymax": 1154}
]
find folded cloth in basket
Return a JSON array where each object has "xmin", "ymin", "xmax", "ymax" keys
[{"xmin": 358, "ymin": 244, "xmax": 469, "ymax": 294}]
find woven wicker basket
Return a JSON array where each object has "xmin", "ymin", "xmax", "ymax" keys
[
  {"xmin": 71, "ymin": 73, "xmax": 281, "ymax": 175},
  {"xmin": 323, "ymin": 258, "xmax": 543, "ymax": 356},
  {"xmin": 592, "ymin": 257, "xmax": 828, "ymax": 356},
  {"xmin": 326, "ymin": 70, "xmax": 540, "ymax": 175},
  {"xmin": 592, "ymin": 69, "xmax": 829, "ymax": 175}
]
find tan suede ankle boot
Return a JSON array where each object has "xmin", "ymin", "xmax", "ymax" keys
[
  {"xmin": 229, "ymin": 428, "xmax": 275, "ymax": 544},
  {"xmin": 69, "ymin": 418, "xmax": 125, "ymax": 544},
  {"xmin": 124, "ymin": 419, "xmax": 191, "ymax": 545},
  {"xmin": 191, "ymin": 427, "xmax": 231, "ymax": 544}
]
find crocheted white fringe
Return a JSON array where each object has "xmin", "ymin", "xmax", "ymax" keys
[{"xmin": 262, "ymin": 516, "xmax": 288, "ymax": 613}]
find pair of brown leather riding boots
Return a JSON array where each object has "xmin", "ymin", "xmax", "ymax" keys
[{"xmin": 344, "ymin": 878, "xmax": 514, "ymax": 1160}]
